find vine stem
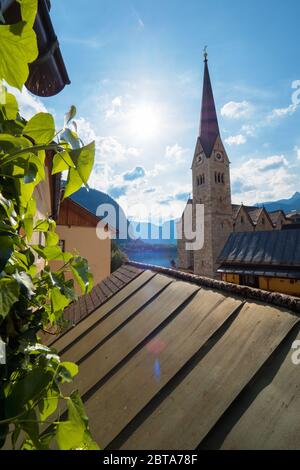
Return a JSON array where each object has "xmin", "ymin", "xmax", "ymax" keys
[{"xmin": 0, "ymin": 142, "xmax": 69, "ymax": 168}]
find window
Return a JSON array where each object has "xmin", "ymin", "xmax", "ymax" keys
[
  {"xmin": 215, "ymin": 172, "xmax": 217, "ymax": 183},
  {"xmin": 221, "ymin": 173, "xmax": 224, "ymax": 184},
  {"xmin": 58, "ymin": 239, "xmax": 65, "ymax": 252},
  {"xmin": 241, "ymin": 216, "xmax": 244, "ymax": 223},
  {"xmin": 202, "ymin": 174, "xmax": 205, "ymax": 184},
  {"xmin": 262, "ymin": 217, "xmax": 265, "ymax": 224},
  {"xmin": 218, "ymin": 173, "xmax": 221, "ymax": 183}
]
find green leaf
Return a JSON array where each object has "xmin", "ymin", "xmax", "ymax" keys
[
  {"xmin": 38, "ymin": 387, "xmax": 59, "ymax": 423},
  {"xmin": 58, "ymin": 362, "xmax": 78, "ymax": 383},
  {"xmin": 1, "ymin": 92, "xmax": 18, "ymax": 120},
  {"xmin": 23, "ymin": 217, "xmax": 33, "ymax": 241},
  {"xmin": 18, "ymin": 0, "xmax": 38, "ymax": 26},
  {"xmin": 0, "ymin": 278, "xmax": 20, "ymax": 318},
  {"xmin": 64, "ymin": 105, "xmax": 77, "ymax": 126},
  {"xmin": 63, "ymin": 141, "xmax": 95, "ymax": 198},
  {"xmin": 32, "ymin": 245, "xmax": 72, "ymax": 261},
  {"xmin": 33, "ymin": 219, "xmax": 49, "ymax": 232},
  {"xmin": 21, "ymin": 408, "xmax": 39, "ymax": 448},
  {"xmin": 13, "ymin": 271, "xmax": 35, "ymax": 297},
  {"xmin": 56, "ymin": 391, "xmax": 99, "ymax": 450},
  {"xmin": 52, "ymin": 151, "xmax": 75, "ymax": 175},
  {"xmin": 51, "ymin": 287, "xmax": 69, "ymax": 313},
  {"xmin": 5, "ymin": 367, "xmax": 52, "ymax": 419},
  {"xmin": 60, "ymin": 128, "xmax": 81, "ymax": 149},
  {"xmin": 64, "ymin": 166, "xmax": 84, "ymax": 198},
  {"xmin": 0, "ymin": 133, "xmax": 31, "ymax": 154},
  {"xmin": 23, "ymin": 113, "xmax": 55, "ymax": 144},
  {"xmin": 44, "ymin": 231, "xmax": 59, "ymax": 247},
  {"xmin": 70, "ymin": 257, "xmax": 93, "ymax": 294},
  {"xmin": 0, "ymin": 22, "xmax": 38, "ymax": 90},
  {"xmin": 24, "ymin": 160, "xmax": 37, "ymax": 183},
  {"xmin": 70, "ymin": 141, "xmax": 95, "ymax": 185}
]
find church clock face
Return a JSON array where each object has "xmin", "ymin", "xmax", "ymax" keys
[
  {"xmin": 214, "ymin": 151, "xmax": 224, "ymax": 162},
  {"xmin": 197, "ymin": 152, "xmax": 205, "ymax": 164}
]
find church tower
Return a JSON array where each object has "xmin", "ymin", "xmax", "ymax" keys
[{"xmin": 178, "ymin": 50, "xmax": 233, "ymax": 278}]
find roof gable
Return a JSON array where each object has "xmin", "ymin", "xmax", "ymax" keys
[{"xmin": 57, "ymin": 197, "xmax": 102, "ymax": 227}]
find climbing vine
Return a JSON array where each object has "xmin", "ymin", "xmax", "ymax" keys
[{"xmin": 0, "ymin": 0, "xmax": 99, "ymax": 449}]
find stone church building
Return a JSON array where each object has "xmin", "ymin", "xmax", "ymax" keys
[{"xmin": 177, "ymin": 52, "xmax": 289, "ymax": 279}]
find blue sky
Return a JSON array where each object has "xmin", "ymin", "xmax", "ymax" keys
[{"xmin": 16, "ymin": 0, "xmax": 300, "ymax": 221}]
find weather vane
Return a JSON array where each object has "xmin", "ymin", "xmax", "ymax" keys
[{"xmin": 203, "ymin": 45, "xmax": 208, "ymax": 62}]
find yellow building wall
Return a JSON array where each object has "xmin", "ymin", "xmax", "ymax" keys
[
  {"xmin": 222, "ymin": 272, "xmax": 300, "ymax": 297},
  {"xmin": 221, "ymin": 273, "xmax": 240, "ymax": 284},
  {"xmin": 53, "ymin": 225, "xmax": 111, "ymax": 290},
  {"xmin": 259, "ymin": 277, "xmax": 300, "ymax": 297}
]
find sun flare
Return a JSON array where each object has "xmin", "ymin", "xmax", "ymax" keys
[{"xmin": 129, "ymin": 104, "xmax": 160, "ymax": 139}]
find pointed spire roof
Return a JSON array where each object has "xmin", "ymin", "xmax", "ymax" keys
[{"xmin": 199, "ymin": 49, "xmax": 220, "ymax": 157}]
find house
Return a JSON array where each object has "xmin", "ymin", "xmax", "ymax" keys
[
  {"xmin": 52, "ymin": 197, "xmax": 113, "ymax": 288},
  {"xmin": 46, "ymin": 261, "xmax": 300, "ymax": 450},
  {"xmin": 286, "ymin": 210, "xmax": 300, "ymax": 224},
  {"xmin": 177, "ymin": 52, "xmax": 290, "ymax": 279},
  {"xmin": 217, "ymin": 230, "xmax": 300, "ymax": 296}
]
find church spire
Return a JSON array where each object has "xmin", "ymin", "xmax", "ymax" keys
[{"xmin": 199, "ymin": 48, "xmax": 220, "ymax": 157}]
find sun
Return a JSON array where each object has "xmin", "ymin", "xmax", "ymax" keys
[{"xmin": 129, "ymin": 104, "xmax": 160, "ymax": 140}]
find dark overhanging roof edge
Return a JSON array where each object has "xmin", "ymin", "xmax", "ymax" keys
[{"xmin": 126, "ymin": 261, "xmax": 300, "ymax": 315}]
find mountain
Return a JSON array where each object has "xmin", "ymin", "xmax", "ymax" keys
[
  {"xmin": 257, "ymin": 192, "xmax": 300, "ymax": 213},
  {"xmin": 70, "ymin": 188, "xmax": 178, "ymax": 244},
  {"xmin": 70, "ymin": 187, "xmax": 127, "ymax": 234}
]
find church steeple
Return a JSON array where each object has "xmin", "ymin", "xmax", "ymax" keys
[{"xmin": 199, "ymin": 49, "xmax": 220, "ymax": 157}]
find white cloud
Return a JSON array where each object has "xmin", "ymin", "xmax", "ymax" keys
[
  {"xmin": 225, "ymin": 134, "xmax": 247, "ymax": 146},
  {"xmin": 105, "ymin": 96, "xmax": 123, "ymax": 118},
  {"xmin": 231, "ymin": 154, "xmax": 296, "ymax": 204},
  {"xmin": 165, "ymin": 144, "xmax": 189, "ymax": 163},
  {"xmin": 221, "ymin": 101, "xmax": 252, "ymax": 119},
  {"xmin": 62, "ymin": 36, "xmax": 106, "ymax": 49},
  {"xmin": 241, "ymin": 124, "xmax": 256, "ymax": 137},
  {"xmin": 8, "ymin": 86, "xmax": 47, "ymax": 120},
  {"xmin": 269, "ymin": 103, "xmax": 297, "ymax": 119}
]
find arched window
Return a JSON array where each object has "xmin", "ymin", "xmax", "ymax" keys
[
  {"xmin": 200, "ymin": 175, "xmax": 203, "ymax": 185},
  {"xmin": 196, "ymin": 176, "xmax": 200, "ymax": 186},
  {"xmin": 221, "ymin": 173, "xmax": 224, "ymax": 184},
  {"xmin": 215, "ymin": 172, "xmax": 217, "ymax": 183},
  {"xmin": 218, "ymin": 173, "xmax": 221, "ymax": 183},
  {"xmin": 262, "ymin": 217, "xmax": 265, "ymax": 224},
  {"xmin": 241, "ymin": 216, "xmax": 244, "ymax": 224},
  {"xmin": 202, "ymin": 174, "xmax": 205, "ymax": 184}
]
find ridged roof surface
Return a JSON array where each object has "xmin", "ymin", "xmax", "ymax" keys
[{"xmin": 48, "ymin": 262, "xmax": 300, "ymax": 450}]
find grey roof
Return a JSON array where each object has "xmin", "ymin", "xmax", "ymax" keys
[
  {"xmin": 218, "ymin": 230, "xmax": 300, "ymax": 268},
  {"xmin": 43, "ymin": 262, "xmax": 300, "ymax": 450}
]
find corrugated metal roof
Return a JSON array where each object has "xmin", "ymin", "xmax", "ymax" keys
[
  {"xmin": 218, "ymin": 230, "xmax": 300, "ymax": 268},
  {"xmin": 48, "ymin": 263, "xmax": 300, "ymax": 449}
]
